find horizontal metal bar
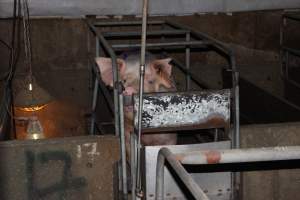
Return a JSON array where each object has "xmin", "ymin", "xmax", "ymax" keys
[
  {"xmin": 165, "ymin": 20, "xmax": 235, "ymax": 70},
  {"xmin": 102, "ymin": 30, "xmax": 190, "ymax": 38},
  {"xmin": 282, "ymin": 46, "xmax": 300, "ymax": 57},
  {"xmin": 93, "ymin": 20, "xmax": 165, "ymax": 26},
  {"xmin": 112, "ymin": 40, "xmax": 209, "ymax": 49},
  {"xmin": 176, "ymin": 146, "xmax": 300, "ymax": 165},
  {"xmin": 156, "ymin": 148, "xmax": 210, "ymax": 200},
  {"xmin": 283, "ymin": 13, "xmax": 300, "ymax": 21},
  {"xmin": 168, "ymin": 57, "xmax": 209, "ymax": 89}
]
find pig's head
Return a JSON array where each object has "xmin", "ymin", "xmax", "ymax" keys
[{"xmin": 95, "ymin": 56, "xmax": 175, "ymax": 96}]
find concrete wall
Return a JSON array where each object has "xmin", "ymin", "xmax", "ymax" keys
[
  {"xmin": 241, "ymin": 122, "xmax": 300, "ymax": 200},
  {"xmin": 0, "ymin": 0, "xmax": 300, "ymax": 17}
]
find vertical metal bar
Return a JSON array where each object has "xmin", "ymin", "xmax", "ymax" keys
[
  {"xmin": 131, "ymin": 133, "xmax": 137, "ymax": 200},
  {"xmin": 280, "ymin": 15, "xmax": 285, "ymax": 78},
  {"xmin": 230, "ymin": 53, "xmax": 240, "ymax": 200},
  {"xmin": 186, "ymin": 32, "xmax": 191, "ymax": 90},
  {"xmin": 286, "ymin": 52, "xmax": 289, "ymax": 79},
  {"xmin": 136, "ymin": 0, "xmax": 149, "ymax": 198},
  {"xmin": 90, "ymin": 78, "xmax": 99, "ymax": 135},
  {"xmin": 119, "ymin": 94, "xmax": 128, "ymax": 199},
  {"xmin": 90, "ymin": 37, "xmax": 100, "ymax": 135}
]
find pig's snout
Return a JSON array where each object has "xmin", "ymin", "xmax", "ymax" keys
[{"xmin": 123, "ymin": 86, "xmax": 137, "ymax": 96}]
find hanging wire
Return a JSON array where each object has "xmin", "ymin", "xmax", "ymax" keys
[{"xmin": 22, "ymin": 0, "xmax": 34, "ymax": 87}]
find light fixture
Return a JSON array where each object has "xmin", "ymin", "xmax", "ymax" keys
[
  {"xmin": 14, "ymin": 0, "xmax": 52, "ymax": 140},
  {"xmin": 26, "ymin": 116, "xmax": 45, "ymax": 140},
  {"xmin": 14, "ymin": 76, "xmax": 52, "ymax": 112}
]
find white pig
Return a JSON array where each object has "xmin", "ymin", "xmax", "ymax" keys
[{"xmin": 95, "ymin": 52, "xmax": 177, "ymax": 153}]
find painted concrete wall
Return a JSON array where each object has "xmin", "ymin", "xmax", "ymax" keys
[
  {"xmin": 241, "ymin": 122, "xmax": 300, "ymax": 200},
  {"xmin": 0, "ymin": 0, "xmax": 299, "ymax": 18}
]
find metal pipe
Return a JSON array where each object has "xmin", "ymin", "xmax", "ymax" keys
[
  {"xmin": 112, "ymin": 41, "xmax": 209, "ymax": 49},
  {"xmin": 185, "ymin": 32, "xmax": 191, "ymax": 90},
  {"xmin": 102, "ymin": 30, "xmax": 190, "ymax": 38},
  {"xmin": 85, "ymin": 20, "xmax": 121, "ymax": 137},
  {"xmin": 94, "ymin": 20, "xmax": 164, "ymax": 26},
  {"xmin": 135, "ymin": 0, "xmax": 148, "ymax": 197},
  {"xmin": 166, "ymin": 56, "xmax": 209, "ymax": 89},
  {"xmin": 85, "ymin": 20, "xmax": 128, "ymax": 198},
  {"xmin": 119, "ymin": 94, "xmax": 128, "ymax": 199},
  {"xmin": 165, "ymin": 20, "xmax": 234, "ymax": 61},
  {"xmin": 156, "ymin": 148, "xmax": 210, "ymax": 200},
  {"xmin": 89, "ymin": 37, "xmax": 100, "ymax": 135},
  {"xmin": 176, "ymin": 146, "xmax": 300, "ymax": 165},
  {"xmin": 130, "ymin": 133, "xmax": 137, "ymax": 200},
  {"xmin": 91, "ymin": 60, "xmax": 114, "ymax": 112},
  {"xmin": 90, "ymin": 78, "xmax": 99, "ymax": 135}
]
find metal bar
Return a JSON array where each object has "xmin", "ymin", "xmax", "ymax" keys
[
  {"xmin": 112, "ymin": 41, "xmax": 209, "ymax": 49},
  {"xmin": 90, "ymin": 79, "xmax": 99, "ymax": 135},
  {"xmin": 130, "ymin": 134, "xmax": 137, "ymax": 200},
  {"xmin": 135, "ymin": 0, "xmax": 148, "ymax": 198},
  {"xmin": 91, "ymin": 60, "xmax": 114, "ymax": 113},
  {"xmin": 93, "ymin": 20, "xmax": 164, "ymax": 26},
  {"xmin": 156, "ymin": 148, "xmax": 210, "ymax": 200},
  {"xmin": 185, "ymin": 32, "xmax": 191, "ymax": 90},
  {"xmin": 85, "ymin": 20, "xmax": 121, "ymax": 137},
  {"xmin": 283, "ymin": 13, "xmax": 300, "ymax": 21},
  {"xmin": 165, "ymin": 20, "xmax": 235, "ymax": 70},
  {"xmin": 102, "ymin": 30, "xmax": 190, "ymax": 38},
  {"xmin": 119, "ymin": 94, "xmax": 128, "ymax": 199},
  {"xmin": 89, "ymin": 37, "xmax": 100, "ymax": 135},
  {"xmin": 282, "ymin": 47, "xmax": 300, "ymax": 57},
  {"xmin": 176, "ymin": 146, "xmax": 300, "ymax": 165},
  {"xmin": 85, "ymin": 19, "xmax": 128, "ymax": 199},
  {"xmin": 168, "ymin": 57, "xmax": 209, "ymax": 89}
]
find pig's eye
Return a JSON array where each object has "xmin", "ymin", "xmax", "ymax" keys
[{"xmin": 148, "ymin": 80, "xmax": 154, "ymax": 84}]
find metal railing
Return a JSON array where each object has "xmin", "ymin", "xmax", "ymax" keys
[
  {"xmin": 156, "ymin": 146, "xmax": 300, "ymax": 200},
  {"xmin": 85, "ymin": 15, "xmax": 239, "ymax": 200}
]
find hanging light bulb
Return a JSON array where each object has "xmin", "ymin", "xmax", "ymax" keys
[
  {"xmin": 26, "ymin": 116, "xmax": 45, "ymax": 140},
  {"xmin": 14, "ymin": 0, "xmax": 52, "ymax": 112},
  {"xmin": 28, "ymin": 82, "xmax": 32, "ymax": 91}
]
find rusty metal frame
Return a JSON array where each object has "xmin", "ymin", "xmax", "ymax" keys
[{"xmin": 85, "ymin": 16, "xmax": 239, "ymax": 200}]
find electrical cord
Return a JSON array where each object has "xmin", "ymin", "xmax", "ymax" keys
[{"xmin": 0, "ymin": 0, "xmax": 21, "ymax": 139}]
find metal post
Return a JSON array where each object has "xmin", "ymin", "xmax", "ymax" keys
[
  {"xmin": 186, "ymin": 32, "xmax": 191, "ymax": 90},
  {"xmin": 156, "ymin": 148, "xmax": 210, "ymax": 200},
  {"xmin": 135, "ymin": 0, "xmax": 149, "ymax": 198},
  {"xmin": 90, "ymin": 37, "xmax": 100, "ymax": 135},
  {"xmin": 90, "ymin": 78, "xmax": 99, "ymax": 135},
  {"xmin": 131, "ymin": 133, "xmax": 137, "ymax": 200},
  {"xmin": 119, "ymin": 94, "xmax": 128, "ymax": 200}
]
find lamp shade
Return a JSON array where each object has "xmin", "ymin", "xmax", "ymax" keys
[{"xmin": 14, "ymin": 77, "xmax": 52, "ymax": 111}]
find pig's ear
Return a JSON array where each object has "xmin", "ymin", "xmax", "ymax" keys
[
  {"xmin": 95, "ymin": 57, "xmax": 126, "ymax": 87},
  {"xmin": 151, "ymin": 58, "xmax": 173, "ymax": 76}
]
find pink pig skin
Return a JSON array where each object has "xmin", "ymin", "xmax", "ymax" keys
[{"xmin": 95, "ymin": 52, "xmax": 177, "ymax": 156}]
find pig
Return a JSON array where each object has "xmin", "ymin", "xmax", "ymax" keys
[{"xmin": 95, "ymin": 52, "xmax": 177, "ymax": 153}]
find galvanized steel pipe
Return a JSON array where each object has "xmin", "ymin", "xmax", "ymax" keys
[
  {"xmin": 176, "ymin": 146, "xmax": 300, "ymax": 165},
  {"xmin": 136, "ymin": 0, "xmax": 149, "ymax": 197},
  {"xmin": 156, "ymin": 148, "xmax": 210, "ymax": 200}
]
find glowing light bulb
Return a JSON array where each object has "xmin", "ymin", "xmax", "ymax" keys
[{"xmin": 29, "ymin": 83, "xmax": 33, "ymax": 91}]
